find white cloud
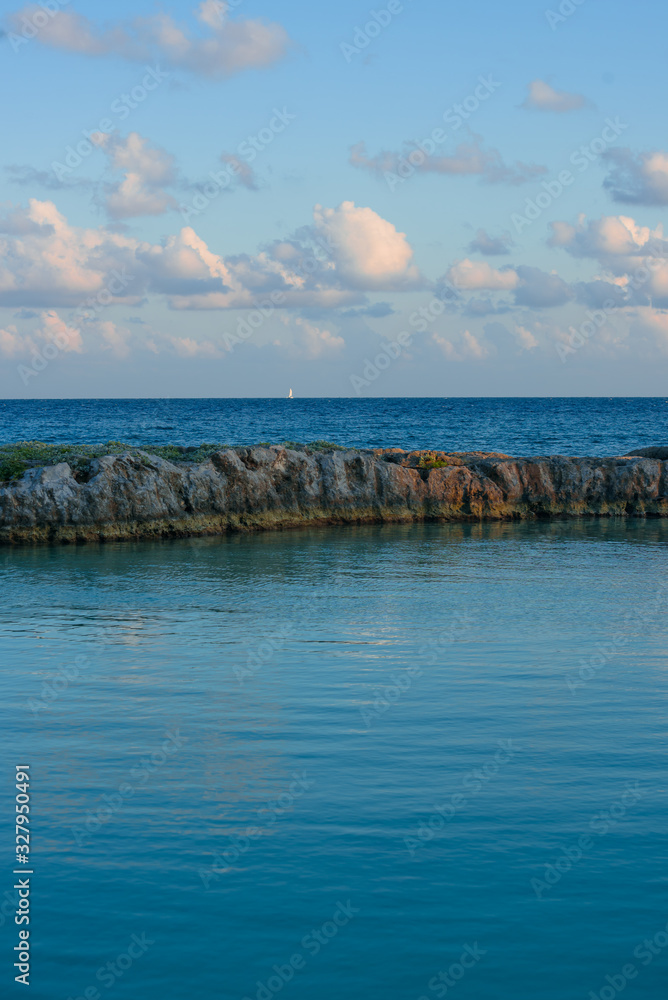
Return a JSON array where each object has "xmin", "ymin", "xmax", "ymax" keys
[
  {"xmin": 548, "ymin": 214, "xmax": 663, "ymax": 258},
  {"xmin": 96, "ymin": 132, "xmax": 178, "ymax": 219},
  {"xmin": 312, "ymin": 201, "xmax": 423, "ymax": 291},
  {"xmin": 0, "ymin": 199, "xmax": 425, "ymax": 312},
  {"xmin": 446, "ymin": 259, "xmax": 519, "ymax": 290},
  {"xmin": 521, "ymin": 79, "xmax": 587, "ymax": 113},
  {"xmin": 548, "ymin": 213, "xmax": 668, "ymax": 304},
  {"xmin": 6, "ymin": 3, "xmax": 291, "ymax": 78},
  {"xmin": 0, "ymin": 199, "xmax": 141, "ymax": 307}
]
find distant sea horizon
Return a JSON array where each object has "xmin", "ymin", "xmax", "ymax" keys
[{"xmin": 1, "ymin": 396, "xmax": 667, "ymax": 456}]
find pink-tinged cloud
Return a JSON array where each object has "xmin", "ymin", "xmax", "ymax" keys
[{"xmin": 521, "ymin": 80, "xmax": 587, "ymax": 113}]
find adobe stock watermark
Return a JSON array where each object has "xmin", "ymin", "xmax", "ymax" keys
[
  {"xmin": 545, "ymin": 0, "xmax": 588, "ymax": 31},
  {"xmin": 198, "ymin": 771, "xmax": 315, "ymax": 888},
  {"xmin": 233, "ymin": 622, "xmax": 294, "ymax": 683},
  {"xmin": 65, "ymin": 932, "xmax": 155, "ymax": 1000},
  {"xmin": 382, "ymin": 75, "xmax": 501, "ymax": 192},
  {"xmin": 564, "ymin": 581, "xmax": 668, "ymax": 690},
  {"xmin": 180, "ymin": 108, "xmax": 296, "ymax": 224},
  {"xmin": 588, "ymin": 917, "xmax": 668, "ymax": 1000},
  {"xmin": 511, "ymin": 118, "xmax": 628, "ymax": 234},
  {"xmin": 360, "ymin": 614, "xmax": 472, "ymax": 727},
  {"xmin": 359, "ymin": 664, "xmax": 423, "ymax": 729},
  {"xmin": 242, "ymin": 901, "xmax": 359, "ymax": 1000},
  {"xmin": 223, "ymin": 230, "xmax": 343, "ymax": 353},
  {"xmin": 340, "ymin": 1, "xmax": 412, "ymax": 62},
  {"xmin": 52, "ymin": 66, "xmax": 169, "ymax": 182},
  {"xmin": 417, "ymin": 943, "xmax": 487, "ymax": 1000},
  {"xmin": 17, "ymin": 268, "xmax": 135, "ymax": 386},
  {"xmin": 222, "ymin": 293, "xmax": 286, "ymax": 354},
  {"xmin": 349, "ymin": 285, "xmax": 454, "ymax": 394},
  {"xmin": 418, "ymin": 615, "xmax": 472, "ymax": 665},
  {"xmin": 557, "ymin": 241, "xmax": 668, "ymax": 362},
  {"xmin": 70, "ymin": 729, "xmax": 188, "ymax": 846},
  {"xmin": 8, "ymin": 0, "xmax": 72, "ymax": 53},
  {"xmin": 531, "ymin": 782, "xmax": 647, "ymax": 899},
  {"xmin": 404, "ymin": 740, "xmax": 520, "ymax": 857},
  {"xmin": 27, "ymin": 653, "xmax": 92, "ymax": 716}
]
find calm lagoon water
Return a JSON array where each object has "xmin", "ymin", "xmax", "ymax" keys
[{"xmin": 2, "ymin": 518, "xmax": 668, "ymax": 999}]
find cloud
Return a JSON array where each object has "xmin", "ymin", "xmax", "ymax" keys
[
  {"xmin": 168, "ymin": 335, "xmax": 222, "ymax": 358},
  {"xmin": 432, "ymin": 330, "xmax": 489, "ymax": 361},
  {"xmin": 466, "ymin": 228, "xmax": 514, "ymax": 255},
  {"xmin": 340, "ymin": 302, "xmax": 395, "ymax": 319},
  {"xmin": 446, "ymin": 259, "xmax": 519, "ymax": 291},
  {"xmin": 548, "ymin": 214, "xmax": 663, "ymax": 258},
  {"xmin": 96, "ymin": 132, "xmax": 178, "ymax": 219},
  {"xmin": 629, "ymin": 308, "xmax": 668, "ymax": 355},
  {"xmin": 548, "ymin": 214, "xmax": 668, "ymax": 304},
  {"xmin": 462, "ymin": 297, "xmax": 512, "ymax": 317},
  {"xmin": 447, "ymin": 260, "xmax": 572, "ymax": 308},
  {"xmin": 37, "ymin": 309, "xmax": 84, "ymax": 352},
  {"xmin": 0, "ymin": 203, "xmax": 55, "ymax": 235},
  {"xmin": 602, "ymin": 149, "xmax": 668, "ymax": 205},
  {"xmin": 0, "ymin": 198, "xmax": 424, "ymax": 311},
  {"xmin": 6, "ymin": 131, "xmax": 255, "ymax": 218},
  {"xmin": 350, "ymin": 137, "xmax": 546, "ymax": 186},
  {"xmin": 274, "ymin": 316, "xmax": 345, "ymax": 360},
  {"xmin": 219, "ymin": 154, "xmax": 258, "ymax": 191},
  {"xmin": 0, "ymin": 310, "xmax": 83, "ymax": 358},
  {"xmin": 513, "ymin": 266, "xmax": 574, "ymax": 308},
  {"xmin": 574, "ymin": 280, "xmax": 629, "ymax": 309},
  {"xmin": 0, "ymin": 325, "xmax": 23, "ymax": 358},
  {"xmin": 5, "ymin": 163, "xmax": 93, "ymax": 192},
  {"xmin": 311, "ymin": 201, "xmax": 423, "ymax": 291},
  {"xmin": 513, "ymin": 324, "xmax": 539, "ymax": 350},
  {"xmin": 5, "ymin": 2, "xmax": 292, "ymax": 78},
  {"xmin": 0, "ymin": 200, "xmax": 143, "ymax": 307},
  {"xmin": 521, "ymin": 79, "xmax": 587, "ymax": 113}
]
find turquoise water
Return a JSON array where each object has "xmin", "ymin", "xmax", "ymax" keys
[{"xmin": 2, "ymin": 520, "xmax": 668, "ymax": 999}]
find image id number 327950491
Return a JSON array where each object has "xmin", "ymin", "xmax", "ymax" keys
[{"xmin": 14, "ymin": 765, "xmax": 31, "ymax": 986}]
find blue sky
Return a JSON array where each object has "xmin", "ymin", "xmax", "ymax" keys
[{"xmin": 1, "ymin": 0, "xmax": 667, "ymax": 397}]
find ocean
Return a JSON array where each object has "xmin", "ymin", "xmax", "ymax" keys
[
  {"xmin": 1, "ymin": 396, "xmax": 667, "ymax": 454},
  {"xmin": 1, "ymin": 401, "xmax": 667, "ymax": 999}
]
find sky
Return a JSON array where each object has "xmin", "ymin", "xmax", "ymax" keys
[{"xmin": 1, "ymin": 0, "xmax": 668, "ymax": 398}]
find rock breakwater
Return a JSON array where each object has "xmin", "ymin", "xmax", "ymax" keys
[{"xmin": 1, "ymin": 445, "xmax": 667, "ymax": 545}]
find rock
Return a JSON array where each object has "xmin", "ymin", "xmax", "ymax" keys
[
  {"xmin": 0, "ymin": 446, "xmax": 667, "ymax": 545},
  {"xmin": 625, "ymin": 446, "xmax": 668, "ymax": 460}
]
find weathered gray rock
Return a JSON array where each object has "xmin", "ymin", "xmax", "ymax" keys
[
  {"xmin": 626, "ymin": 446, "xmax": 668, "ymax": 460},
  {"xmin": 1, "ymin": 446, "xmax": 667, "ymax": 545}
]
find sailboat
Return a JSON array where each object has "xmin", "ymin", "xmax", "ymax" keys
[{"xmin": 287, "ymin": 388, "xmax": 294, "ymax": 399}]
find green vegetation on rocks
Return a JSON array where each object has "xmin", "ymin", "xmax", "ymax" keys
[{"xmin": 0, "ymin": 439, "xmax": 350, "ymax": 483}]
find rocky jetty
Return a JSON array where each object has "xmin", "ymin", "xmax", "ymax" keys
[{"xmin": 1, "ymin": 445, "xmax": 667, "ymax": 545}]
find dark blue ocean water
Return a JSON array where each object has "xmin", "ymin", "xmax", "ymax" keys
[
  {"xmin": 1, "ymin": 397, "xmax": 667, "ymax": 454},
  {"xmin": 2, "ymin": 520, "xmax": 668, "ymax": 999}
]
